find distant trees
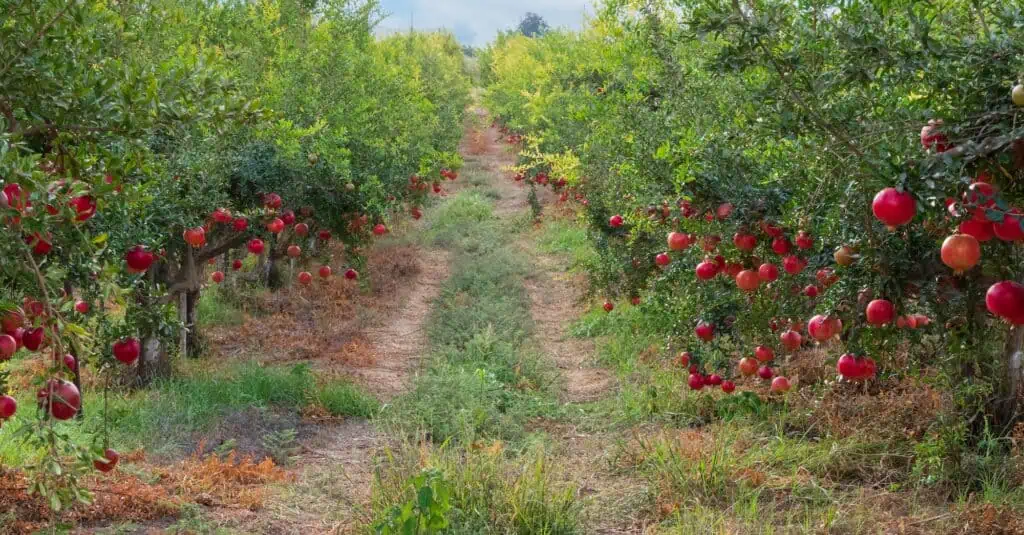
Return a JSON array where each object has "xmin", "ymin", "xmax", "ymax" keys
[{"xmin": 517, "ymin": 12, "xmax": 549, "ymax": 38}]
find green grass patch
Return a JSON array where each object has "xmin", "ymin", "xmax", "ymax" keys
[
  {"xmin": 536, "ymin": 217, "xmax": 599, "ymax": 271},
  {"xmin": 196, "ymin": 285, "xmax": 246, "ymax": 327}
]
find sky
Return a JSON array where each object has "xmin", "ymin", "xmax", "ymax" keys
[{"xmin": 375, "ymin": 0, "xmax": 593, "ymax": 46}]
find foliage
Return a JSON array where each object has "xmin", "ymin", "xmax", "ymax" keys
[{"xmin": 517, "ymin": 12, "xmax": 551, "ymax": 38}]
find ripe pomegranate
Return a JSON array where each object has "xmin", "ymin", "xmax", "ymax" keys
[
  {"xmin": 232, "ymin": 259, "xmax": 243, "ymax": 271},
  {"xmin": 298, "ymin": 272, "xmax": 313, "ymax": 285},
  {"xmin": 267, "ymin": 218, "xmax": 285, "ymax": 234},
  {"xmin": 0, "ymin": 335, "xmax": 15, "ymax": 360},
  {"xmin": 603, "ymin": 301, "xmax": 614, "ymax": 312},
  {"xmin": 771, "ymin": 237, "xmax": 792, "ymax": 255},
  {"xmin": 695, "ymin": 322, "xmax": 715, "ymax": 342},
  {"xmin": 281, "ymin": 211, "xmax": 296, "ymax": 225},
  {"xmin": 920, "ymin": 119, "xmax": 950, "ymax": 152},
  {"xmin": 736, "ymin": 270, "xmax": 760, "ymax": 291},
  {"xmin": 940, "ymin": 234, "xmax": 981, "ymax": 274},
  {"xmin": 655, "ymin": 252, "xmax": 671, "ymax": 267},
  {"xmin": 914, "ymin": 314, "xmax": 931, "ymax": 327},
  {"xmin": 754, "ymin": 345, "xmax": 774, "ymax": 362},
  {"xmin": 41, "ymin": 380, "xmax": 80, "ymax": 420},
  {"xmin": 0, "ymin": 395, "xmax": 16, "ymax": 419},
  {"xmin": 696, "ymin": 260, "xmax": 719, "ymax": 281},
  {"xmin": 724, "ymin": 262, "xmax": 743, "ymax": 279},
  {"xmin": 264, "ymin": 192, "xmax": 283, "ymax": 210},
  {"xmin": 759, "ymin": 220, "xmax": 783, "ymax": 238},
  {"xmin": 872, "ymin": 187, "xmax": 916, "ymax": 229},
  {"xmin": 706, "ymin": 374, "xmax": 723, "ymax": 387},
  {"xmin": 183, "ymin": 227, "xmax": 206, "ymax": 248},
  {"xmin": 212, "ymin": 208, "xmax": 232, "ymax": 224},
  {"xmin": 74, "ymin": 300, "xmax": 89, "ymax": 314},
  {"xmin": 834, "ymin": 245, "xmax": 856, "ymax": 266},
  {"xmin": 318, "ymin": 229, "xmax": 332, "ymax": 241},
  {"xmin": 11, "ymin": 328, "xmax": 24, "ymax": 349},
  {"xmin": 23, "ymin": 328, "xmax": 45, "ymax": 351},
  {"xmin": 993, "ymin": 209, "xmax": 1024, "ymax": 242},
  {"xmin": 294, "ymin": 223, "xmax": 309, "ymax": 236},
  {"xmin": 211, "ymin": 271, "xmax": 225, "ymax": 284},
  {"xmin": 803, "ymin": 285, "xmax": 819, "ymax": 298},
  {"xmin": 758, "ymin": 263, "xmax": 779, "ymax": 282},
  {"xmin": 959, "ymin": 219, "xmax": 994, "ymax": 242},
  {"xmin": 738, "ymin": 357, "xmax": 758, "ymax": 376},
  {"xmin": 63, "ymin": 354, "xmax": 76, "ymax": 371},
  {"xmin": 609, "ymin": 214, "xmax": 624, "ymax": 228},
  {"xmin": 866, "ymin": 299, "xmax": 895, "ymax": 326},
  {"xmin": 733, "ymin": 232, "xmax": 757, "ymax": 252},
  {"xmin": 69, "ymin": 195, "xmax": 97, "ymax": 222},
  {"xmin": 688, "ymin": 373, "xmax": 704, "ymax": 390},
  {"xmin": 94, "ymin": 448, "xmax": 120, "ymax": 473},
  {"xmin": 757, "ymin": 366, "xmax": 774, "ymax": 380},
  {"xmin": 770, "ymin": 376, "xmax": 791, "ymax": 393},
  {"xmin": 344, "ymin": 268, "xmax": 359, "ymax": 280},
  {"xmin": 678, "ymin": 352, "xmax": 691, "ymax": 367},
  {"xmin": 837, "ymin": 353, "xmax": 859, "ymax": 379},
  {"xmin": 986, "ymin": 281, "xmax": 1024, "ymax": 323},
  {"xmin": 29, "ymin": 233, "xmax": 52, "ymax": 255},
  {"xmin": 247, "ymin": 239, "xmax": 265, "ymax": 255},
  {"xmin": 965, "ymin": 182, "xmax": 997, "ymax": 221},
  {"xmin": 373, "ymin": 223, "xmax": 388, "ymax": 236},
  {"xmin": 631, "ymin": 295, "xmax": 641, "ymax": 306},
  {"xmin": 716, "ymin": 203, "xmax": 733, "ymax": 220},
  {"xmin": 808, "ymin": 315, "xmax": 842, "ymax": 341},
  {"xmin": 780, "ymin": 329, "xmax": 802, "ymax": 351},
  {"xmin": 815, "ymin": 268, "xmax": 838, "ymax": 288},
  {"xmin": 319, "ymin": 266, "xmax": 332, "ymax": 279},
  {"xmin": 795, "ymin": 231, "xmax": 813, "ymax": 250},
  {"xmin": 1, "ymin": 311, "xmax": 23, "ymax": 335},
  {"xmin": 667, "ymin": 232, "xmax": 690, "ymax": 251},
  {"xmin": 233, "ymin": 218, "xmax": 249, "ymax": 232},
  {"xmin": 689, "ymin": 364, "xmax": 699, "ymax": 375},
  {"xmin": 287, "ymin": 245, "xmax": 302, "ymax": 258},
  {"xmin": 112, "ymin": 338, "xmax": 141, "ymax": 365},
  {"xmin": 782, "ymin": 255, "xmax": 805, "ymax": 275}
]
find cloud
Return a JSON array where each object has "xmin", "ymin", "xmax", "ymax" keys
[{"xmin": 376, "ymin": 0, "xmax": 592, "ymax": 46}]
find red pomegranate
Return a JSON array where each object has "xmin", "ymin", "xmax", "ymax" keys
[
  {"xmin": 294, "ymin": 223, "xmax": 310, "ymax": 236},
  {"xmin": 782, "ymin": 255, "xmax": 805, "ymax": 275},
  {"xmin": 183, "ymin": 227, "xmax": 206, "ymax": 248},
  {"xmin": 920, "ymin": 119, "xmax": 950, "ymax": 152},
  {"xmin": 232, "ymin": 218, "xmax": 249, "ymax": 232},
  {"xmin": 263, "ymin": 192, "xmax": 283, "ymax": 209},
  {"xmin": 267, "ymin": 218, "xmax": 285, "ymax": 234},
  {"xmin": 959, "ymin": 219, "xmax": 994, "ymax": 242},
  {"xmin": 94, "ymin": 448, "xmax": 120, "ymax": 473},
  {"xmin": 872, "ymin": 187, "xmax": 916, "ymax": 230},
  {"xmin": 212, "ymin": 208, "xmax": 232, "ymax": 224},
  {"xmin": 866, "ymin": 299, "xmax": 895, "ymax": 326},
  {"xmin": 795, "ymin": 231, "xmax": 814, "ymax": 250},
  {"xmin": 373, "ymin": 223, "xmax": 389, "ymax": 236},
  {"xmin": 688, "ymin": 373, "xmax": 704, "ymax": 390},
  {"xmin": 40, "ymin": 380, "xmax": 80, "ymax": 420},
  {"xmin": 739, "ymin": 357, "xmax": 758, "ymax": 376},
  {"xmin": 667, "ymin": 232, "xmax": 690, "ymax": 251},
  {"xmin": 211, "ymin": 271, "xmax": 225, "ymax": 284},
  {"xmin": 780, "ymin": 329, "xmax": 802, "ymax": 351},
  {"xmin": 655, "ymin": 252, "xmax": 671, "ymax": 267},
  {"xmin": 609, "ymin": 214, "xmax": 624, "ymax": 228},
  {"xmin": 0, "ymin": 334, "xmax": 15, "ymax": 361},
  {"xmin": 113, "ymin": 338, "xmax": 141, "ymax": 365},
  {"xmin": 724, "ymin": 262, "xmax": 743, "ymax": 279},
  {"xmin": 816, "ymin": 268, "xmax": 838, "ymax": 287},
  {"xmin": 125, "ymin": 245, "xmax": 155, "ymax": 274},
  {"xmin": 758, "ymin": 263, "xmax": 779, "ymax": 282},
  {"xmin": 695, "ymin": 322, "xmax": 715, "ymax": 342},
  {"xmin": 287, "ymin": 245, "xmax": 302, "ymax": 258},
  {"xmin": 771, "ymin": 237, "xmax": 792, "ymax": 255},
  {"xmin": 344, "ymin": 268, "xmax": 359, "ymax": 280},
  {"xmin": 281, "ymin": 210, "xmax": 296, "ymax": 225},
  {"xmin": 678, "ymin": 352, "xmax": 691, "ymax": 367},
  {"xmin": 721, "ymin": 380, "xmax": 736, "ymax": 394},
  {"xmin": 706, "ymin": 374, "xmax": 723, "ymax": 387},
  {"xmin": 757, "ymin": 366, "xmax": 774, "ymax": 380},
  {"xmin": 247, "ymin": 239, "xmax": 265, "ymax": 255},
  {"xmin": 736, "ymin": 270, "xmax": 760, "ymax": 291},
  {"xmin": 803, "ymin": 285, "xmax": 820, "ymax": 298},
  {"xmin": 696, "ymin": 260, "xmax": 719, "ymax": 281},
  {"xmin": 808, "ymin": 315, "xmax": 842, "ymax": 341},
  {"xmin": 770, "ymin": 376, "xmax": 791, "ymax": 393},
  {"xmin": 297, "ymin": 272, "xmax": 313, "ymax": 285},
  {"xmin": 69, "ymin": 195, "xmax": 97, "ymax": 222},
  {"xmin": 940, "ymin": 234, "xmax": 981, "ymax": 274},
  {"xmin": 232, "ymin": 259, "xmax": 243, "ymax": 271},
  {"xmin": 993, "ymin": 209, "xmax": 1024, "ymax": 242},
  {"xmin": 716, "ymin": 203, "xmax": 733, "ymax": 220},
  {"xmin": 986, "ymin": 281, "xmax": 1024, "ymax": 323},
  {"xmin": 733, "ymin": 232, "xmax": 757, "ymax": 252},
  {"xmin": 319, "ymin": 266, "xmax": 332, "ymax": 279},
  {"xmin": 754, "ymin": 345, "xmax": 774, "ymax": 362},
  {"xmin": 837, "ymin": 353, "xmax": 860, "ymax": 380}
]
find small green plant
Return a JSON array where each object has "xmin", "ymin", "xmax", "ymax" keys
[
  {"xmin": 373, "ymin": 468, "xmax": 452, "ymax": 535},
  {"xmin": 261, "ymin": 428, "xmax": 299, "ymax": 466}
]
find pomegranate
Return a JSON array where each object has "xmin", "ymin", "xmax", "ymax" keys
[
  {"xmin": 736, "ymin": 270, "xmax": 760, "ymax": 291},
  {"xmin": 803, "ymin": 285, "xmax": 820, "ymax": 298},
  {"xmin": 263, "ymin": 192, "xmax": 282, "ymax": 209},
  {"xmin": 74, "ymin": 300, "xmax": 89, "ymax": 314},
  {"xmin": 0, "ymin": 335, "xmax": 15, "ymax": 360},
  {"xmin": 965, "ymin": 182, "xmax": 997, "ymax": 221},
  {"xmin": 837, "ymin": 353, "xmax": 859, "ymax": 380},
  {"xmin": 721, "ymin": 380, "xmax": 736, "ymax": 394},
  {"xmin": 716, "ymin": 203, "xmax": 733, "ymax": 220},
  {"xmin": 760, "ymin": 221, "xmax": 783, "ymax": 238},
  {"xmin": 298, "ymin": 272, "xmax": 313, "ymax": 285},
  {"xmin": 739, "ymin": 357, "xmax": 758, "ymax": 376},
  {"xmin": 373, "ymin": 223, "xmax": 388, "ymax": 236},
  {"xmin": 0, "ymin": 395, "xmax": 16, "ymax": 419},
  {"xmin": 770, "ymin": 376, "xmax": 791, "ymax": 393},
  {"xmin": 94, "ymin": 448, "xmax": 120, "ymax": 473},
  {"xmin": 754, "ymin": 345, "xmax": 774, "ymax": 362},
  {"xmin": 733, "ymin": 232, "xmax": 757, "ymax": 252},
  {"xmin": 695, "ymin": 322, "xmax": 715, "ymax": 342},
  {"xmin": 834, "ymin": 245, "xmax": 856, "ymax": 266},
  {"xmin": 795, "ymin": 231, "xmax": 813, "ymax": 250},
  {"xmin": 631, "ymin": 295, "xmax": 641, "ymax": 306},
  {"xmin": 780, "ymin": 329, "xmax": 802, "ymax": 351},
  {"xmin": 782, "ymin": 255, "xmax": 805, "ymax": 275},
  {"xmin": 319, "ymin": 266, "xmax": 332, "ymax": 279},
  {"xmin": 940, "ymin": 234, "xmax": 981, "ymax": 274},
  {"xmin": 233, "ymin": 218, "xmax": 249, "ymax": 232},
  {"xmin": 808, "ymin": 315, "xmax": 841, "ymax": 341},
  {"xmin": 696, "ymin": 260, "xmax": 719, "ymax": 281},
  {"xmin": 344, "ymin": 268, "xmax": 359, "ymax": 280},
  {"xmin": 655, "ymin": 252, "xmax": 671, "ymax": 267},
  {"xmin": 63, "ymin": 354, "xmax": 76, "ymax": 371},
  {"xmin": 872, "ymin": 187, "xmax": 916, "ymax": 229},
  {"xmin": 318, "ymin": 230, "xmax": 332, "ymax": 241},
  {"xmin": 667, "ymin": 232, "xmax": 690, "ymax": 251},
  {"xmin": 212, "ymin": 208, "xmax": 232, "ymax": 224},
  {"xmin": 183, "ymin": 227, "xmax": 206, "ymax": 248},
  {"xmin": 287, "ymin": 245, "xmax": 302, "ymax": 258},
  {"xmin": 706, "ymin": 374, "xmax": 723, "ymax": 386},
  {"xmin": 211, "ymin": 271, "xmax": 225, "ymax": 284},
  {"xmin": 757, "ymin": 366, "xmax": 774, "ymax": 380},
  {"xmin": 267, "ymin": 218, "xmax": 285, "ymax": 234},
  {"xmin": 112, "ymin": 338, "xmax": 141, "ymax": 365},
  {"xmin": 247, "ymin": 239, "xmax": 265, "ymax": 255},
  {"xmin": 678, "ymin": 352, "xmax": 691, "ymax": 367},
  {"xmin": 41, "ymin": 380, "xmax": 80, "ymax": 420},
  {"xmin": 866, "ymin": 299, "xmax": 895, "ymax": 326},
  {"xmin": 1, "ymin": 311, "xmax": 23, "ymax": 335},
  {"xmin": 281, "ymin": 210, "xmax": 296, "ymax": 225},
  {"xmin": 920, "ymin": 119, "xmax": 950, "ymax": 152},
  {"xmin": 29, "ymin": 233, "xmax": 52, "ymax": 255},
  {"xmin": 232, "ymin": 259, "xmax": 243, "ymax": 271},
  {"xmin": 771, "ymin": 237, "xmax": 792, "ymax": 255},
  {"xmin": 609, "ymin": 214, "xmax": 624, "ymax": 228},
  {"xmin": 603, "ymin": 301, "xmax": 614, "ymax": 313},
  {"xmin": 993, "ymin": 209, "xmax": 1024, "ymax": 242},
  {"xmin": 986, "ymin": 281, "xmax": 1024, "ymax": 323},
  {"xmin": 959, "ymin": 219, "xmax": 995, "ymax": 242},
  {"xmin": 758, "ymin": 263, "xmax": 779, "ymax": 282},
  {"xmin": 23, "ymin": 328, "xmax": 45, "ymax": 351},
  {"xmin": 69, "ymin": 195, "xmax": 97, "ymax": 222},
  {"xmin": 724, "ymin": 263, "xmax": 743, "ymax": 279},
  {"xmin": 294, "ymin": 223, "xmax": 309, "ymax": 236},
  {"xmin": 688, "ymin": 373, "xmax": 704, "ymax": 390}
]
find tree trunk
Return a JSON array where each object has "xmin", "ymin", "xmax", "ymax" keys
[
  {"xmin": 135, "ymin": 335, "xmax": 169, "ymax": 387},
  {"xmin": 184, "ymin": 288, "xmax": 201, "ymax": 358},
  {"xmin": 998, "ymin": 324, "xmax": 1024, "ymax": 426}
]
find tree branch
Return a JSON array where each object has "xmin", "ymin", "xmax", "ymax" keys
[{"xmin": 0, "ymin": 0, "xmax": 75, "ymax": 80}]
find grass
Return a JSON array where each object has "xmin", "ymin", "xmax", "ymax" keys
[
  {"xmin": 0, "ymin": 362, "xmax": 379, "ymax": 464},
  {"xmin": 196, "ymin": 285, "xmax": 246, "ymax": 327}
]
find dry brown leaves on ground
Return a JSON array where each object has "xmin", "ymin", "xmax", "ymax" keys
[{"xmin": 158, "ymin": 450, "xmax": 291, "ymax": 512}]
